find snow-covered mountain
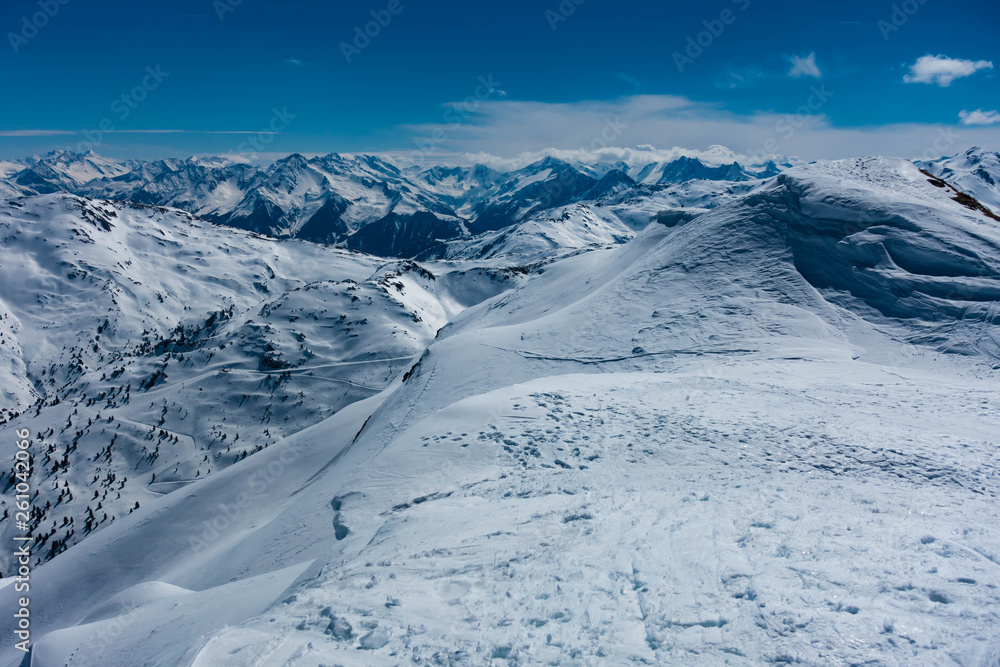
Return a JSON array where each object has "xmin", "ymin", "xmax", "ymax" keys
[
  {"xmin": 0, "ymin": 152, "xmax": 470, "ymax": 257},
  {"xmin": 7, "ymin": 151, "xmax": 134, "ymax": 194},
  {"xmin": 104, "ymin": 153, "xmax": 467, "ymax": 257},
  {"xmin": 0, "ymin": 150, "xmax": 791, "ymax": 258},
  {"xmin": 1, "ymin": 155, "xmax": 998, "ymax": 665},
  {"xmin": 424, "ymin": 202, "xmax": 636, "ymax": 263},
  {"xmin": 465, "ymin": 157, "xmax": 603, "ymax": 235},
  {"xmin": 921, "ymin": 146, "xmax": 1000, "ymax": 212},
  {"xmin": 630, "ymin": 155, "xmax": 782, "ymax": 184},
  {"xmin": 0, "ymin": 194, "xmax": 526, "ymax": 577}
]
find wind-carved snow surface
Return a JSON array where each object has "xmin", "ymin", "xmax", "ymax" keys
[{"xmin": 1, "ymin": 157, "xmax": 999, "ymax": 666}]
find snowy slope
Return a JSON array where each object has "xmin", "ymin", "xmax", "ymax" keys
[
  {"xmin": 425, "ymin": 203, "xmax": 635, "ymax": 263},
  {"xmin": 921, "ymin": 147, "xmax": 1000, "ymax": 213},
  {"xmin": 604, "ymin": 178, "xmax": 763, "ymax": 230},
  {"xmin": 2, "ymin": 157, "xmax": 998, "ymax": 666},
  {"xmin": 772, "ymin": 157, "xmax": 1000, "ymax": 355},
  {"xmin": 0, "ymin": 194, "xmax": 525, "ymax": 580}
]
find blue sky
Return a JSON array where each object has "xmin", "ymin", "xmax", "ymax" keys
[{"xmin": 0, "ymin": 0, "xmax": 997, "ymax": 163}]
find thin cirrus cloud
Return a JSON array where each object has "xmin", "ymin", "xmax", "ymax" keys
[
  {"xmin": 718, "ymin": 64, "xmax": 772, "ymax": 89},
  {"xmin": 904, "ymin": 55, "xmax": 993, "ymax": 87},
  {"xmin": 788, "ymin": 52, "xmax": 822, "ymax": 79},
  {"xmin": 0, "ymin": 130, "xmax": 269, "ymax": 137},
  {"xmin": 959, "ymin": 109, "xmax": 1000, "ymax": 126},
  {"xmin": 0, "ymin": 130, "xmax": 78, "ymax": 137}
]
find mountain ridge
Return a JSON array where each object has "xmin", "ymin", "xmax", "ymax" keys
[{"xmin": 0, "ymin": 149, "xmax": 791, "ymax": 258}]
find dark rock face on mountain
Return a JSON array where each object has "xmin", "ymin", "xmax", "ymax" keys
[
  {"xmin": 295, "ymin": 195, "xmax": 353, "ymax": 244},
  {"xmin": 468, "ymin": 158, "xmax": 599, "ymax": 235},
  {"xmin": 346, "ymin": 211, "xmax": 467, "ymax": 257},
  {"xmin": 921, "ymin": 147, "xmax": 1000, "ymax": 212}
]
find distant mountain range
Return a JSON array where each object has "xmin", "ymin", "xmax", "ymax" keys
[{"xmin": 0, "ymin": 150, "xmax": 785, "ymax": 257}]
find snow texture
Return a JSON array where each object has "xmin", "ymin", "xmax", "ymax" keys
[{"xmin": 0, "ymin": 155, "xmax": 998, "ymax": 666}]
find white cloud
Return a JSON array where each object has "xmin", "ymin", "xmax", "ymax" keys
[
  {"xmin": 284, "ymin": 57, "xmax": 306, "ymax": 67},
  {"xmin": 959, "ymin": 109, "xmax": 1000, "ymax": 126},
  {"xmin": 788, "ymin": 52, "xmax": 822, "ymax": 78},
  {"xmin": 395, "ymin": 94, "xmax": 1000, "ymax": 166},
  {"xmin": 904, "ymin": 55, "xmax": 993, "ymax": 87},
  {"xmin": 618, "ymin": 72, "xmax": 641, "ymax": 91},
  {"xmin": 452, "ymin": 145, "xmax": 751, "ymax": 173}
]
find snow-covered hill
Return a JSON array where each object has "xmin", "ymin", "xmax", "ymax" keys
[
  {"xmin": 2, "ymin": 156, "xmax": 998, "ymax": 666},
  {"xmin": 921, "ymin": 147, "xmax": 1000, "ymax": 213},
  {"xmin": 425, "ymin": 202, "xmax": 635, "ymax": 263},
  {"xmin": 0, "ymin": 194, "xmax": 526, "ymax": 579}
]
